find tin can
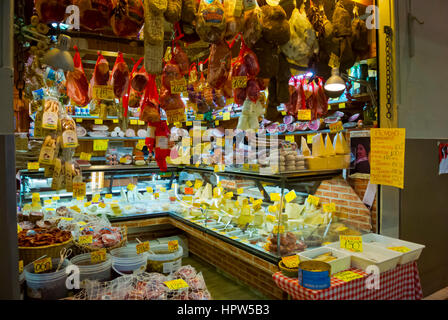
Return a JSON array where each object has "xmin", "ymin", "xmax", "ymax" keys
[{"xmin": 298, "ymin": 261, "xmax": 331, "ymax": 290}]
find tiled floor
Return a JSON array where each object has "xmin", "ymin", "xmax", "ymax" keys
[{"xmin": 183, "ymin": 255, "xmax": 269, "ymax": 300}]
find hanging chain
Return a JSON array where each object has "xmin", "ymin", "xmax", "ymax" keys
[
  {"xmin": 14, "ymin": 0, "xmax": 27, "ymax": 100},
  {"xmin": 384, "ymin": 26, "xmax": 393, "ymax": 120}
]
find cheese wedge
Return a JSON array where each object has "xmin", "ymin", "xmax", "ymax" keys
[
  {"xmin": 325, "ymin": 134, "xmax": 336, "ymax": 156},
  {"xmin": 340, "ymin": 132, "xmax": 350, "ymax": 154},
  {"xmin": 312, "ymin": 134, "xmax": 325, "ymax": 157},
  {"xmin": 333, "ymin": 133, "xmax": 345, "ymax": 155},
  {"xmin": 301, "ymin": 137, "xmax": 311, "ymax": 156}
]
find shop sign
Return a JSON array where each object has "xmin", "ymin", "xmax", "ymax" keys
[{"xmin": 370, "ymin": 128, "xmax": 406, "ymax": 189}]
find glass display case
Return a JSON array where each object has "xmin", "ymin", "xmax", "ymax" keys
[{"xmin": 18, "ymin": 165, "xmax": 367, "ymax": 264}]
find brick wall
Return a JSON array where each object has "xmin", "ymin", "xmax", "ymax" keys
[
  {"xmin": 347, "ymin": 177, "xmax": 378, "ymax": 233},
  {"xmin": 315, "ymin": 177, "xmax": 373, "ymax": 232}
]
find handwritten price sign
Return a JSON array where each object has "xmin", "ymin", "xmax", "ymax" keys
[
  {"xmin": 232, "ymin": 76, "xmax": 248, "ymax": 89},
  {"xmin": 329, "ymin": 121, "xmax": 344, "ymax": 133},
  {"xmin": 297, "ymin": 109, "xmax": 311, "ymax": 121},
  {"xmin": 92, "ymin": 85, "xmax": 114, "ymax": 100},
  {"xmin": 168, "ymin": 240, "xmax": 179, "ymax": 252},
  {"xmin": 78, "ymin": 235, "xmax": 93, "ymax": 244},
  {"xmin": 170, "ymin": 78, "xmax": 187, "ymax": 94},
  {"xmin": 340, "ymin": 235, "xmax": 363, "ymax": 252},
  {"xmin": 33, "ymin": 257, "xmax": 52, "ymax": 274},
  {"xmin": 307, "ymin": 195, "xmax": 320, "ymax": 206},
  {"xmin": 164, "ymin": 279, "xmax": 189, "ymax": 290},
  {"xmin": 165, "ymin": 108, "xmax": 186, "ymax": 124},
  {"xmin": 136, "ymin": 241, "xmax": 150, "ymax": 254},
  {"xmin": 91, "ymin": 249, "xmax": 107, "ymax": 263}
]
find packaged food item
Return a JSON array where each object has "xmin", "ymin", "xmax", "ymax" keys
[
  {"xmin": 18, "ymin": 227, "xmax": 72, "ymax": 247},
  {"xmin": 195, "ymin": 0, "xmax": 227, "ymax": 44},
  {"xmin": 42, "ymin": 98, "xmax": 60, "ymax": 130},
  {"xmin": 111, "ymin": 0, "xmax": 145, "ymax": 38},
  {"xmin": 38, "ymin": 135, "xmax": 57, "ymax": 165},
  {"xmin": 61, "ymin": 116, "xmax": 78, "ymax": 148},
  {"xmin": 111, "ymin": 52, "xmax": 130, "ymax": 99},
  {"xmin": 51, "ymin": 158, "xmax": 64, "ymax": 190},
  {"xmin": 66, "ymin": 46, "xmax": 90, "ymax": 107},
  {"xmin": 207, "ymin": 40, "xmax": 231, "ymax": 89}
]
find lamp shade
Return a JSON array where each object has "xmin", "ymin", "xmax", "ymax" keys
[
  {"xmin": 324, "ymin": 68, "xmax": 346, "ymax": 98},
  {"xmin": 42, "ymin": 35, "xmax": 74, "ymax": 72}
]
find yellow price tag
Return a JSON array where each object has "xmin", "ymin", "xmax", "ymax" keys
[
  {"xmin": 146, "ymin": 187, "xmax": 153, "ymax": 194},
  {"xmin": 273, "ymin": 225, "xmax": 285, "ymax": 234},
  {"xmin": 333, "ymin": 270, "xmax": 363, "ymax": 282},
  {"xmin": 285, "ymin": 135, "xmax": 295, "ymax": 143},
  {"xmin": 19, "ymin": 260, "xmax": 23, "ymax": 273},
  {"xmin": 130, "ymin": 119, "xmax": 138, "ymax": 125},
  {"xmin": 214, "ymin": 164, "xmax": 224, "ymax": 172},
  {"xmin": 76, "ymin": 118, "xmax": 83, "ymax": 123},
  {"xmin": 340, "ymin": 235, "xmax": 363, "ymax": 252},
  {"xmin": 270, "ymin": 193, "xmax": 281, "ymax": 202},
  {"xmin": 182, "ymin": 137, "xmax": 191, "ymax": 147},
  {"xmin": 182, "ymin": 195, "xmax": 193, "ymax": 201},
  {"xmin": 138, "ymin": 120, "xmax": 145, "ymax": 125},
  {"xmin": 92, "ymin": 85, "xmax": 114, "ymax": 100},
  {"xmin": 78, "ymin": 235, "xmax": 93, "ymax": 244},
  {"xmin": 99, "ymin": 202, "xmax": 107, "ymax": 208},
  {"xmin": 387, "ymin": 246, "xmax": 411, "ymax": 253},
  {"xmin": 91, "ymin": 249, "xmax": 107, "ymax": 263},
  {"xmin": 92, "ymin": 194, "xmax": 100, "ymax": 202},
  {"xmin": 27, "ymin": 162, "xmax": 40, "ymax": 170},
  {"xmin": 339, "ymin": 103, "xmax": 346, "ymax": 109},
  {"xmin": 307, "ymin": 134, "xmax": 317, "ymax": 144},
  {"xmin": 323, "ymin": 203, "xmax": 336, "ymax": 213},
  {"xmin": 237, "ymin": 188, "xmax": 244, "ymax": 195},
  {"xmin": 215, "ymin": 120, "xmax": 219, "ymax": 126},
  {"xmin": 168, "ymin": 240, "xmax": 179, "ymax": 252},
  {"xmin": 268, "ymin": 205, "xmax": 278, "ymax": 213},
  {"xmin": 17, "ymin": 224, "xmax": 22, "ymax": 233},
  {"xmin": 105, "ymin": 194, "xmax": 112, "ymax": 199},
  {"xmin": 136, "ymin": 140, "xmax": 145, "ymax": 151},
  {"xmin": 329, "ymin": 121, "xmax": 344, "ymax": 134},
  {"xmin": 281, "ymin": 111, "xmax": 287, "ymax": 116},
  {"xmin": 93, "ymin": 139, "xmax": 108, "ymax": 151},
  {"xmin": 33, "ymin": 257, "xmax": 52, "ymax": 274},
  {"xmin": 186, "ymin": 121, "xmax": 193, "ymax": 126},
  {"xmin": 297, "ymin": 109, "xmax": 312, "ymax": 121},
  {"xmin": 282, "ymin": 255, "xmax": 300, "ymax": 268},
  {"xmin": 160, "ymin": 187, "xmax": 166, "ymax": 192},
  {"xmin": 113, "ymin": 119, "xmax": 119, "ymax": 123},
  {"xmin": 32, "ymin": 193, "xmax": 40, "ymax": 202},
  {"xmin": 84, "ymin": 202, "xmax": 92, "ymax": 207},
  {"xmin": 52, "ymin": 196, "xmax": 60, "ymax": 201},
  {"xmin": 307, "ymin": 195, "xmax": 320, "ymax": 206},
  {"xmin": 127, "ymin": 184, "xmax": 136, "ymax": 191},
  {"xmin": 170, "ymin": 78, "xmax": 187, "ymax": 94},
  {"xmin": 223, "ymin": 112, "xmax": 231, "ymax": 121},
  {"xmin": 185, "ymin": 181, "xmax": 193, "ymax": 187},
  {"xmin": 195, "ymin": 114, "xmax": 204, "ymax": 121},
  {"xmin": 136, "ymin": 241, "xmax": 150, "ymax": 254},
  {"xmin": 94, "ymin": 119, "xmax": 103, "ymax": 125},
  {"xmin": 164, "ymin": 279, "xmax": 189, "ymax": 290},
  {"xmin": 194, "ymin": 180, "xmax": 203, "ymax": 189},
  {"xmin": 44, "ymin": 199, "xmax": 52, "ymax": 205},
  {"xmin": 231, "ymin": 76, "xmax": 248, "ymax": 89},
  {"xmin": 225, "ymin": 192, "xmax": 233, "ymax": 199},
  {"xmin": 80, "ymin": 152, "xmax": 91, "ymax": 161},
  {"xmin": 73, "ymin": 182, "xmax": 87, "ymax": 198},
  {"xmin": 285, "ymin": 190, "xmax": 297, "ymax": 203}
]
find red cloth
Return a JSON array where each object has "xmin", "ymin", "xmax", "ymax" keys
[{"xmin": 272, "ymin": 261, "xmax": 423, "ymax": 300}]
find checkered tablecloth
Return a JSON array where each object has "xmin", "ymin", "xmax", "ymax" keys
[{"xmin": 273, "ymin": 261, "xmax": 423, "ymax": 300}]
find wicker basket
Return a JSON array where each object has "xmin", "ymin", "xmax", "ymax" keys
[
  {"xmin": 279, "ymin": 261, "xmax": 299, "ymax": 278},
  {"xmin": 73, "ymin": 226, "xmax": 127, "ymax": 254},
  {"xmin": 19, "ymin": 238, "xmax": 73, "ymax": 266}
]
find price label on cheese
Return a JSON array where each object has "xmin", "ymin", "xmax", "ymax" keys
[
  {"xmin": 225, "ymin": 192, "xmax": 233, "ymax": 199},
  {"xmin": 73, "ymin": 182, "xmax": 86, "ymax": 198},
  {"xmin": 237, "ymin": 188, "xmax": 244, "ymax": 195},
  {"xmin": 105, "ymin": 194, "xmax": 112, "ymax": 199},
  {"xmin": 168, "ymin": 240, "xmax": 179, "ymax": 252},
  {"xmin": 182, "ymin": 195, "xmax": 193, "ymax": 202},
  {"xmin": 52, "ymin": 196, "xmax": 60, "ymax": 201},
  {"xmin": 170, "ymin": 78, "xmax": 187, "ymax": 94},
  {"xmin": 387, "ymin": 246, "xmax": 411, "ymax": 253},
  {"xmin": 285, "ymin": 135, "xmax": 295, "ymax": 143},
  {"xmin": 92, "ymin": 85, "xmax": 114, "ymax": 100},
  {"xmin": 99, "ymin": 202, "xmax": 107, "ymax": 208},
  {"xmin": 270, "ymin": 193, "xmax": 281, "ymax": 202},
  {"xmin": 223, "ymin": 112, "xmax": 231, "ymax": 121},
  {"xmin": 185, "ymin": 187, "xmax": 194, "ymax": 195},
  {"xmin": 146, "ymin": 187, "xmax": 153, "ymax": 194},
  {"xmin": 78, "ymin": 235, "xmax": 93, "ymax": 244},
  {"xmin": 84, "ymin": 202, "xmax": 91, "ymax": 207},
  {"xmin": 297, "ymin": 109, "xmax": 312, "ymax": 121},
  {"xmin": 127, "ymin": 184, "xmax": 136, "ymax": 191},
  {"xmin": 80, "ymin": 152, "xmax": 91, "ymax": 161},
  {"xmin": 27, "ymin": 162, "xmax": 40, "ymax": 170},
  {"xmin": 135, "ymin": 140, "xmax": 146, "ymax": 151},
  {"xmin": 185, "ymin": 181, "xmax": 193, "ymax": 187},
  {"xmin": 307, "ymin": 195, "xmax": 320, "ymax": 206},
  {"xmin": 94, "ymin": 119, "xmax": 103, "ymax": 125},
  {"xmin": 130, "ymin": 119, "xmax": 138, "ymax": 125},
  {"xmin": 285, "ymin": 190, "xmax": 297, "ymax": 203},
  {"xmin": 232, "ymin": 76, "xmax": 248, "ymax": 89},
  {"xmin": 44, "ymin": 199, "xmax": 52, "ymax": 205},
  {"xmin": 76, "ymin": 118, "xmax": 83, "ymax": 123},
  {"xmin": 333, "ymin": 270, "xmax": 364, "ymax": 282},
  {"xmin": 266, "ymin": 214, "xmax": 276, "ymax": 223},
  {"xmin": 329, "ymin": 121, "xmax": 344, "ymax": 133},
  {"xmin": 194, "ymin": 180, "xmax": 203, "ymax": 189},
  {"xmin": 164, "ymin": 279, "xmax": 189, "ymax": 290},
  {"xmin": 323, "ymin": 203, "xmax": 336, "ymax": 213},
  {"xmin": 136, "ymin": 241, "xmax": 150, "ymax": 254},
  {"xmin": 160, "ymin": 187, "xmax": 166, "ymax": 192},
  {"xmin": 340, "ymin": 235, "xmax": 363, "ymax": 252},
  {"xmin": 307, "ymin": 134, "xmax": 317, "ymax": 144},
  {"xmin": 268, "ymin": 205, "xmax": 278, "ymax": 213},
  {"xmin": 282, "ymin": 255, "xmax": 300, "ymax": 268},
  {"xmin": 92, "ymin": 194, "xmax": 100, "ymax": 202},
  {"xmin": 19, "ymin": 260, "xmax": 23, "ymax": 273},
  {"xmin": 214, "ymin": 164, "xmax": 225, "ymax": 172},
  {"xmin": 93, "ymin": 139, "xmax": 108, "ymax": 151},
  {"xmin": 33, "ymin": 257, "xmax": 52, "ymax": 274},
  {"xmin": 91, "ymin": 249, "xmax": 107, "ymax": 263},
  {"xmin": 32, "ymin": 193, "xmax": 40, "ymax": 202},
  {"xmin": 273, "ymin": 225, "xmax": 285, "ymax": 234}
]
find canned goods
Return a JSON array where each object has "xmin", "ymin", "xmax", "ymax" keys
[{"xmin": 298, "ymin": 261, "xmax": 331, "ymax": 290}]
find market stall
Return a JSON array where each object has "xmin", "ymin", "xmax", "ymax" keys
[{"xmin": 8, "ymin": 0, "xmax": 426, "ymax": 300}]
